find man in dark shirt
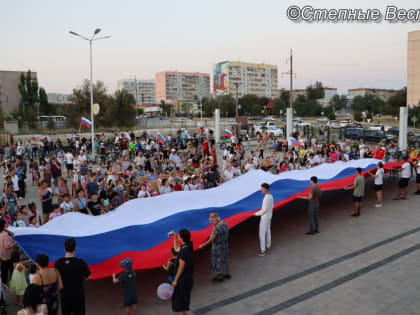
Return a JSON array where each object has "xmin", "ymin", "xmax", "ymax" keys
[
  {"xmin": 87, "ymin": 192, "xmax": 102, "ymax": 216},
  {"xmin": 55, "ymin": 238, "xmax": 91, "ymax": 315},
  {"xmin": 85, "ymin": 174, "xmax": 98, "ymax": 199},
  {"xmin": 298, "ymin": 176, "xmax": 321, "ymax": 235}
]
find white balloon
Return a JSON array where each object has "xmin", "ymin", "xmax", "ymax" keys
[{"xmin": 157, "ymin": 283, "xmax": 174, "ymax": 300}]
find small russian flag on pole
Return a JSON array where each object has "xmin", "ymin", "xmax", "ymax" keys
[
  {"xmin": 80, "ymin": 117, "xmax": 92, "ymax": 128},
  {"xmin": 155, "ymin": 132, "xmax": 166, "ymax": 144},
  {"xmin": 287, "ymin": 136, "xmax": 301, "ymax": 147},
  {"xmin": 224, "ymin": 129, "xmax": 232, "ymax": 138}
]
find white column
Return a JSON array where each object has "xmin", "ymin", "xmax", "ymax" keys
[
  {"xmin": 286, "ymin": 107, "xmax": 293, "ymax": 138},
  {"xmin": 399, "ymin": 106, "xmax": 408, "ymax": 152},
  {"xmin": 215, "ymin": 109, "xmax": 221, "ymax": 143}
]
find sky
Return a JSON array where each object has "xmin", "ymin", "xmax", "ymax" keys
[{"xmin": 1, "ymin": 0, "xmax": 419, "ymax": 95}]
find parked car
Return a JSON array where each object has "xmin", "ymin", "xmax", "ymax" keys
[
  {"xmin": 363, "ymin": 129, "xmax": 386, "ymax": 143},
  {"xmin": 267, "ymin": 126, "xmax": 284, "ymax": 137},
  {"xmin": 250, "ymin": 116, "xmax": 262, "ymax": 120},
  {"xmin": 385, "ymin": 134, "xmax": 398, "ymax": 144},
  {"xmin": 343, "ymin": 128, "xmax": 387, "ymax": 143},
  {"xmin": 347, "ymin": 122, "xmax": 362, "ymax": 128},
  {"xmin": 294, "ymin": 120, "xmax": 311, "ymax": 127},
  {"xmin": 387, "ymin": 127, "xmax": 415, "ymax": 138},
  {"xmin": 343, "ymin": 128, "xmax": 364, "ymax": 140},
  {"xmin": 254, "ymin": 121, "xmax": 276, "ymax": 133},
  {"xmin": 317, "ymin": 116, "xmax": 329, "ymax": 123},
  {"xmin": 264, "ymin": 116, "xmax": 277, "ymax": 121},
  {"xmin": 339, "ymin": 119, "xmax": 352, "ymax": 127},
  {"xmin": 410, "ymin": 135, "xmax": 420, "ymax": 147},
  {"xmin": 328, "ymin": 120, "xmax": 341, "ymax": 128}
]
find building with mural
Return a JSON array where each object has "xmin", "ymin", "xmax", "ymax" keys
[{"xmin": 212, "ymin": 61, "xmax": 278, "ymax": 98}]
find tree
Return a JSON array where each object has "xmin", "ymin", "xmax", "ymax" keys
[
  {"xmin": 160, "ymin": 100, "xmax": 172, "ymax": 117},
  {"xmin": 329, "ymin": 95, "xmax": 348, "ymax": 111},
  {"xmin": 18, "ymin": 71, "xmax": 39, "ymax": 106},
  {"xmin": 38, "ymin": 87, "xmax": 55, "ymax": 115},
  {"xmin": 104, "ymin": 90, "xmax": 136, "ymax": 127},
  {"xmin": 202, "ymin": 97, "xmax": 217, "ymax": 117},
  {"xmin": 351, "ymin": 94, "xmax": 385, "ymax": 114},
  {"xmin": 384, "ymin": 88, "xmax": 406, "ymax": 117},
  {"xmin": 273, "ymin": 97, "xmax": 287, "ymax": 117},
  {"xmin": 354, "ymin": 111, "xmax": 363, "ymax": 122},
  {"xmin": 327, "ymin": 112, "xmax": 336, "ymax": 120},
  {"xmin": 66, "ymin": 80, "xmax": 108, "ymax": 128},
  {"xmin": 293, "ymin": 95, "xmax": 322, "ymax": 116},
  {"xmin": 17, "ymin": 70, "xmax": 39, "ymax": 127},
  {"xmin": 306, "ymin": 81, "xmax": 325, "ymax": 100}
]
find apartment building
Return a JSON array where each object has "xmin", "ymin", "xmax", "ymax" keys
[
  {"xmin": 117, "ymin": 79, "xmax": 156, "ymax": 104},
  {"xmin": 213, "ymin": 61, "xmax": 278, "ymax": 98},
  {"xmin": 155, "ymin": 72, "xmax": 210, "ymax": 104},
  {"xmin": 408, "ymin": 30, "xmax": 420, "ymax": 107},
  {"xmin": 0, "ymin": 70, "xmax": 38, "ymax": 115},
  {"xmin": 347, "ymin": 88, "xmax": 398, "ymax": 102}
]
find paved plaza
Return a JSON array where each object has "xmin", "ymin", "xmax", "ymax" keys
[{"xmin": 4, "ymin": 172, "xmax": 420, "ymax": 314}]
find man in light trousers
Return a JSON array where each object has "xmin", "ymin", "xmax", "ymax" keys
[{"xmin": 254, "ymin": 183, "xmax": 274, "ymax": 257}]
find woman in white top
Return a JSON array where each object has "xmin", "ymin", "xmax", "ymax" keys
[
  {"xmin": 159, "ymin": 179, "xmax": 172, "ymax": 194},
  {"xmin": 368, "ymin": 161, "xmax": 384, "ymax": 207},
  {"xmin": 137, "ymin": 184, "xmax": 150, "ymax": 198},
  {"xmin": 18, "ymin": 284, "xmax": 48, "ymax": 315}
]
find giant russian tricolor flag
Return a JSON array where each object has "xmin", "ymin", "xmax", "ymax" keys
[
  {"xmin": 11, "ymin": 159, "xmax": 402, "ymax": 280},
  {"xmin": 80, "ymin": 117, "xmax": 92, "ymax": 128}
]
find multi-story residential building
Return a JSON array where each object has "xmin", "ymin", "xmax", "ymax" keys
[
  {"xmin": 0, "ymin": 70, "xmax": 38, "ymax": 115},
  {"xmin": 117, "ymin": 79, "xmax": 156, "ymax": 104},
  {"xmin": 155, "ymin": 72, "xmax": 210, "ymax": 104},
  {"xmin": 213, "ymin": 61, "xmax": 278, "ymax": 98},
  {"xmin": 408, "ymin": 30, "xmax": 420, "ymax": 107},
  {"xmin": 47, "ymin": 93, "xmax": 71, "ymax": 104},
  {"xmin": 347, "ymin": 88, "xmax": 398, "ymax": 102}
]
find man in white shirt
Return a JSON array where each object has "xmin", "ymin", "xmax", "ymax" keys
[
  {"xmin": 78, "ymin": 150, "xmax": 87, "ymax": 163},
  {"xmin": 254, "ymin": 183, "xmax": 274, "ymax": 257},
  {"xmin": 368, "ymin": 161, "xmax": 384, "ymax": 207},
  {"xmin": 64, "ymin": 150, "xmax": 74, "ymax": 178},
  {"xmin": 16, "ymin": 142, "xmax": 25, "ymax": 158},
  {"xmin": 223, "ymin": 164, "xmax": 234, "ymax": 181},
  {"xmin": 244, "ymin": 158, "xmax": 255, "ymax": 171},
  {"xmin": 394, "ymin": 156, "xmax": 414, "ymax": 200},
  {"xmin": 134, "ymin": 152, "xmax": 146, "ymax": 168}
]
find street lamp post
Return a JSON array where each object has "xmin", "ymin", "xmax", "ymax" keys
[{"xmin": 69, "ymin": 28, "xmax": 110, "ymax": 159}]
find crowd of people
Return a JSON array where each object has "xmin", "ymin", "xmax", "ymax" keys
[{"xmin": 0, "ymin": 128, "xmax": 419, "ymax": 313}]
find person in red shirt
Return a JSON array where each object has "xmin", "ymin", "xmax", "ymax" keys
[
  {"xmin": 372, "ymin": 144, "xmax": 385, "ymax": 160},
  {"xmin": 211, "ymin": 140, "xmax": 217, "ymax": 164},
  {"xmin": 202, "ymin": 138, "xmax": 210, "ymax": 157}
]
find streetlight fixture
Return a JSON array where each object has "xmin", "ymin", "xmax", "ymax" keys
[{"xmin": 69, "ymin": 28, "xmax": 111, "ymax": 159}]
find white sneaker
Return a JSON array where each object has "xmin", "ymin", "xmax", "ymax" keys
[{"xmin": 374, "ymin": 204, "xmax": 382, "ymax": 208}]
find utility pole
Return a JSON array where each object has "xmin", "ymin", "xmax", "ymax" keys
[
  {"xmin": 233, "ymin": 82, "xmax": 240, "ymax": 136},
  {"xmin": 135, "ymin": 76, "xmax": 138, "ymax": 105},
  {"xmin": 282, "ymin": 49, "xmax": 295, "ymax": 138}
]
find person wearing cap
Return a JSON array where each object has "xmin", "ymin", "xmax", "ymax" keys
[
  {"xmin": 112, "ymin": 257, "xmax": 138, "ymax": 315},
  {"xmin": 367, "ymin": 162, "xmax": 384, "ymax": 207}
]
